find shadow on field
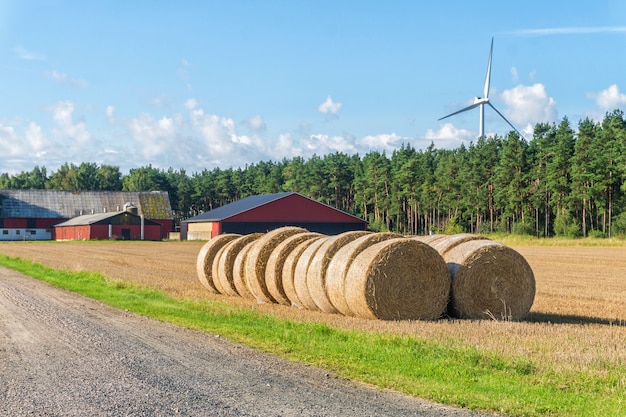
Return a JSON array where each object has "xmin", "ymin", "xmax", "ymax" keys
[{"xmin": 525, "ymin": 312, "xmax": 626, "ymax": 327}]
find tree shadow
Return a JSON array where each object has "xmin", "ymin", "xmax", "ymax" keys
[{"xmin": 524, "ymin": 311, "xmax": 626, "ymax": 327}]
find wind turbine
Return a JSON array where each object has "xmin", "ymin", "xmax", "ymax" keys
[{"xmin": 439, "ymin": 38, "xmax": 523, "ymax": 139}]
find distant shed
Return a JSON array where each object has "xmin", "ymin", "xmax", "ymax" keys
[
  {"xmin": 182, "ymin": 192, "xmax": 367, "ymax": 240},
  {"xmin": 53, "ymin": 209, "xmax": 162, "ymax": 241}
]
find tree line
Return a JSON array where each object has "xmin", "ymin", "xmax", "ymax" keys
[{"xmin": 2, "ymin": 109, "xmax": 626, "ymax": 238}]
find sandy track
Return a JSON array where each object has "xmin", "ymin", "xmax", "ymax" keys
[{"xmin": 0, "ymin": 266, "xmax": 492, "ymax": 417}]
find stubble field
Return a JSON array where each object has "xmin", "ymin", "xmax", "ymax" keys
[{"xmin": 1, "ymin": 239, "xmax": 625, "ymax": 376}]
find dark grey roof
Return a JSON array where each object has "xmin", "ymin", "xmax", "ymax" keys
[
  {"xmin": 53, "ymin": 211, "xmax": 125, "ymax": 226},
  {"xmin": 184, "ymin": 192, "xmax": 293, "ymax": 222},
  {"xmin": 0, "ymin": 190, "xmax": 173, "ymax": 219},
  {"xmin": 54, "ymin": 210, "xmax": 160, "ymax": 227}
]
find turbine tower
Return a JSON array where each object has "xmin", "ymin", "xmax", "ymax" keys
[{"xmin": 439, "ymin": 38, "xmax": 523, "ymax": 138}]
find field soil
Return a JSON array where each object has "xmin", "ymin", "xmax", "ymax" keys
[
  {"xmin": 1, "ymin": 240, "xmax": 624, "ymax": 323},
  {"xmin": 1, "ymin": 240, "xmax": 625, "ymax": 415}
]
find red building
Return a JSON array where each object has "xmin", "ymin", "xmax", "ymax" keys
[
  {"xmin": 182, "ymin": 192, "xmax": 368, "ymax": 240},
  {"xmin": 0, "ymin": 190, "xmax": 173, "ymax": 241},
  {"xmin": 53, "ymin": 210, "xmax": 163, "ymax": 241}
]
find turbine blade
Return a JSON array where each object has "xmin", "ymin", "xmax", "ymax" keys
[
  {"xmin": 483, "ymin": 37, "xmax": 493, "ymax": 99},
  {"xmin": 438, "ymin": 102, "xmax": 482, "ymax": 121},
  {"xmin": 487, "ymin": 102, "xmax": 525, "ymax": 139}
]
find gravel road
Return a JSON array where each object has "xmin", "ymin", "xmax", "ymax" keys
[{"xmin": 0, "ymin": 267, "xmax": 495, "ymax": 417}]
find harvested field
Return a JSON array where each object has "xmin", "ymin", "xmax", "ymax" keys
[{"xmin": 1, "ymin": 240, "xmax": 625, "ymax": 374}]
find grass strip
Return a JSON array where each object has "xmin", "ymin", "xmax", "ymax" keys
[{"xmin": 1, "ymin": 255, "xmax": 624, "ymax": 417}]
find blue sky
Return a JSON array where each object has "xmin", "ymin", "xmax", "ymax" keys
[{"xmin": 1, "ymin": 1, "xmax": 626, "ymax": 175}]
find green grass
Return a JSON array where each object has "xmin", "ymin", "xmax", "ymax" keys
[
  {"xmin": 1, "ymin": 255, "xmax": 624, "ymax": 417},
  {"xmin": 486, "ymin": 233, "xmax": 626, "ymax": 247}
]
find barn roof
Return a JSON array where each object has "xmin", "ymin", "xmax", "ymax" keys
[
  {"xmin": 53, "ymin": 211, "xmax": 125, "ymax": 226},
  {"xmin": 183, "ymin": 192, "xmax": 366, "ymax": 224},
  {"xmin": 0, "ymin": 190, "xmax": 173, "ymax": 219},
  {"xmin": 54, "ymin": 210, "xmax": 159, "ymax": 227}
]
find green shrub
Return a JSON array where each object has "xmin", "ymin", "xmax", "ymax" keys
[
  {"xmin": 554, "ymin": 211, "xmax": 582, "ymax": 238},
  {"xmin": 512, "ymin": 221, "xmax": 535, "ymax": 236}
]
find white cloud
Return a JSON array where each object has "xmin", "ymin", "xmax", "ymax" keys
[
  {"xmin": 13, "ymin": 45, "xmax": 45, "ymax": 61},
  {"xmin": 25, "ymin": 122, "xmax": 47, "ymax": 157},
  {"xmin": 243, "ymin": 115, "xmax": 266, "ymax": 134},
  {"xmin": 510, "ymin": 67, "xmax": 519, "ymax": 83},
  {"xmin": 500, "ymin": 83, "xmax": 557, "ymax": 126},
  {"xmin": 185, "ymin": 98, "xmax": 198, "ymax": 110},
  {"xmin": 425, "ymin": 123, "xmax": 474, "ymax": 148},
  {"xmin": 302, "ymin": 133, "xmax": 358, "ymax": 155},
  {"xmin": 359, "ymin": 133, "xmax": 408, "ymax": 154},
  {"xmin": 274, "ymin": 133, "xmax": 302, "ymax": 159},
  {"xmin": 44, "ymin": 70, "xmax": 89, "ymax": 88},
  {"xmin": 587, "ymin": 84, "xmax": 626, "ymax": 110},
  {"xmin": 0, "ymin": 121, "xmax": 50, "ymax": 160},
  {"xmin": 318, "ymin": 95, "xmax": 342, "ymax": 115},
  {"xmin": 128, "ymin": 113, "xmax": 178, "ymax": 160},
  {"xmin": 48, "ymin": 101, "xmax": 91, "ymax": 144},
  {"xmin": 0, "ymin": 125, "xmax": 20, "ymax": 156},
  {"xmin": 178, "ymin": 59, "xmax": 191, "ymax": 80}
]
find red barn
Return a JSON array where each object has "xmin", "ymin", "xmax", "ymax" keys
[
  {"xmin": 53, "ymin": 209, "xmax": 163, "ymax": 241},
  {"xmin": 182, "ymin": 192, "xmax": 367, "ymax": 240}
]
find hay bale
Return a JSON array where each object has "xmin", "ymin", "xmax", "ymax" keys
[
  {"xmin": 213, "ymin": 233, "xmax": 263, "ymax": 297},
  {"xmin": 427, "ymin": 233, "xmax": 489, "ymax": 257},
  {"xmin": 244, "ymin": 227, "xmax": 308, "ymax": 304},
  {"xmin": 414, "ymin": 234, "xmax": 448, "ymax": 245},
  {"xmin": 443, "ymin": 240, "xmax": 535, "ymax": 320},
  {"xmin": 292, "ymin": 237, "xmax": 329, "ymax": 310},
  {"xmin": 306, "ymin": 231, "xmax": 371, "ymax": 313},
  {"xmin": 344, "ymin": 239, "xmax": 450, "ymax": 320},
  {"xmin": 282, "ymin": 236, "xmax": 325, "ymax": 308},
  {"xmin": 232, "ymin": 239, "xmax": 259, "ymax": 300},
  {"xmin": 326, "ymin": 232, "xmax": 403, "ymax": 316},
  {"xmin": 265, "ymin": 232, "xmax": 322, "ymax": 305},
  {"xmin": 196, "ymin": 234, "xmax": 241, "ymax": 293}
]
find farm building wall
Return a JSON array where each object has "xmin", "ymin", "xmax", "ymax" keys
[
  {"xmin": 152, "ymin": 219, "xmax": 173, "ymax": 239},
  {"xmin": 0, "ymin": 217, "xmax": 63, "ymax": 241},
  {"xmin": 187, "ymin": 221, "xmax": 214, "ymax": 240},
  {"xmin": 53, "ymin": 224, "xmax": 162, "ymax": 241},
  {"xmin": 221, "ymin": 221, "xmax": 366, "ymax": 236},
  {"xmin": 54, "ymin": 225, "xmax": 92, "ymax": 241}
]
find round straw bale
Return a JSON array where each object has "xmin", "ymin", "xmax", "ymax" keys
[
  {"xmin": 282, "ymin": 236, "xmax": 325, "ymax": 308},
  {"xmin": 326, "ymin": 232, "xmax": 403, "ymax": 316},
  {"xmin": 265, "ymin": 232, "xmax": 322, "ymax": 305},
  {"xmin": 245, "ymin": 227, "xmax": 308, "ymax": 304},
  {"xmin": 414, "ymin": 234, "xmax": 448, "ymax": 245},
  {"xmin": 213, "ymin": 233, "xmax": 263, "ymax": 297},
  {"xmin": 196, "ymin": 233, "xmax": 241, "ymax": 293},
  {"xmin": 443, "ymin": 240, "xmax": 535, "ymax": 320},
  {"xmin": 427, "ymin": 233, "xmax": 489, "ymax": 257},
  {"xmin": 232, "ymin": 239, "xmax": 258, "ymax": 300},
  {"xmin": 292, "ymin": 237, "xmax": 329, "ymax": 310},
  {"xmin": 307, "ymin": 231, "xmax": 371, "ymax": 313},
  {"xmin": 344, "ymin": 239, "xmax": 450, "ymax": 320}
]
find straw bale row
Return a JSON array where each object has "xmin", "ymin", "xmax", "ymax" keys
[
  {"xmin": 197, "ymin": 228, "xmax": 535, "ymax": 321},
  {"xmin": 414, "ymin": 234, "xmax": 536, "ymax": 320}
]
